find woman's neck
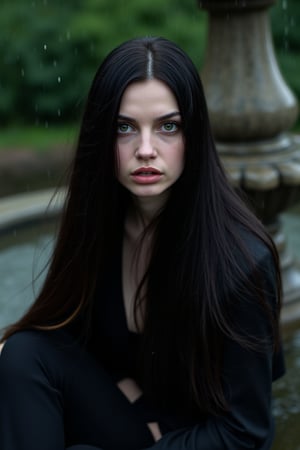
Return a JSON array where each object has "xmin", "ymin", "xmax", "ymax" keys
[{"xmin": 128, "ymin": 192, "xmax": 168, "ymax": 233}]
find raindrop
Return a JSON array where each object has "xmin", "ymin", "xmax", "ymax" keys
[
  {"xmin": 57, "ymin": 76, "xmax": 62, "ymax": 83},
  {"xmin": 43, "ymin": 44, "xmax": 47, "ymax": 51},
  {"xmin": 282, "ymin": 0, "xmax": 287, "ymax": 10},
  {"xmin": 57, "ymin": 109, "xmax": 61, "ymax": 117},
  {"xmin": 53, "ymin": 60, "xmax": 57, "ymax": 67},
  {"xmin": 21, "ymin": 68, "xmax": 25, "ymax": 77},
  {"xmin": 66, "ymin": 31, "xmax": 71, "ymax": 40},
  {"xmin": 44, "ymin": 121, "xmax": 49, "ymax": 129}
]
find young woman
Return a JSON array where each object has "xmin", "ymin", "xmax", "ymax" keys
[{"xmin": 0, "ymin": 37, "xmax": 285, "ymax": 450}]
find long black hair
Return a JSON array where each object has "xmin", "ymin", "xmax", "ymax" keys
[{"xmin": 1, "ymin": 37, "xmax": 282, "ymax": 416}]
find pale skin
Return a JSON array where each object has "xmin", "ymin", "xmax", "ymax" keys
[{"xmin": 116, "ymin": 79, "xmax": 185, "ymax": 441}]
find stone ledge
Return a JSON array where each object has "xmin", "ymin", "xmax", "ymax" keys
[{"xmin": 0, "ymin": 189, "xmax": 65, "ymax": 234}]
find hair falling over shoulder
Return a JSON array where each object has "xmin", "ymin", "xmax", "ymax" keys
[{"xmin": 1, "ymin": 37, "xmax": 282, "ymax": 417}]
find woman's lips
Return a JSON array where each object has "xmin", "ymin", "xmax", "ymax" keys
[{"xmin": 131, "ymin": 167, "xmax": 163, "ymax": 184}]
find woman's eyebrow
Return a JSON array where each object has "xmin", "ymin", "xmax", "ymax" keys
[
  {"xmin": 117, "ymin": 111, "xmax": 181, "ymax": 122},
  {"xmin": 157, "ymin": 111, "xmax": 181, "ymax": 121}
]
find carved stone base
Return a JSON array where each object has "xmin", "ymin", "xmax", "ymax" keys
[{"xmin": 218, "ymin": 136, "xmax": 300, "ymax": 311}]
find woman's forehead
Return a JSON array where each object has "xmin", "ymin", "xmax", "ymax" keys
[{"xmin": 118, "ymin": 79, "xmax": 179, "ymax": 119}]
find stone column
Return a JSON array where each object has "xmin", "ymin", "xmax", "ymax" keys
[{"xmin": 198, "ymin": 0, "xmax": 300, "ymax": 317}]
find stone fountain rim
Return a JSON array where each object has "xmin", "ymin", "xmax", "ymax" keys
[{"xmin": 0, "ymin": 188, "xmax": 65, "ymax": 236}]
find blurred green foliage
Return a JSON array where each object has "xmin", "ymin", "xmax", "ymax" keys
[
  {"xmin": 0, "ymin": 0, "xmax": 299, "ymax": 126},
  {"xmin": 0, "ymin": 0, "xmax": 206, "ymax": 125}
]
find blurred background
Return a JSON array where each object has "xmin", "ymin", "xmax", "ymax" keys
[
  {"xmin": 0, "ymin": 0, "xmax": 299, "ymax": 191},
  {"xmin": 0, "ymin": 1, "xmax": 300, "ymax": 448},
  {"xmin": 0, "ymin": 0, "xmax": 208, "ymax": 193}
]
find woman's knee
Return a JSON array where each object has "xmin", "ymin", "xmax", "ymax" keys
[{"xmin": 0, "ymin": 330, "xmax": 64, "ymax": 383}]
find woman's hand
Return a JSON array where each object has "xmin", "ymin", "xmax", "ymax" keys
[
  {"xmin": 117, "ymin": 377, "xmax": 143, "ymax": 403},
  {"xmin": 147, "ymin": 422, "xmax": 162, "ymax": 442},
  {"xmin": 117, "ymin": 378, "xmax": 162, "ymax": 442}
]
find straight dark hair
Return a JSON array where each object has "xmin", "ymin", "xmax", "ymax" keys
[{"xmin": 1, "ymin": 37, "xmax": 282, "ymax": 416}]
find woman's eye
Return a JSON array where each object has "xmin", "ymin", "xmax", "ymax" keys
[
  {"xmin": 117, "ymin": 123, "xmax": 133, "ymax": 134},
  {"xmin": 161, "ymin": 122, "xmax": 178, "ymax": 133}
]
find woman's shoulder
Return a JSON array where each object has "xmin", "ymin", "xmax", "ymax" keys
[
  {"xmin": 2, "ymin": 329, "xmax": 62, "ymax": 349},
  {"xmin": 234, "ymin": 224, "xmax": 275, "ymax": 271}
]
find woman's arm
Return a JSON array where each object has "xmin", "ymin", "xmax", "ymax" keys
[{"xmin": 140, "ymin": 250, "xmax": 284, "ymax": 450}]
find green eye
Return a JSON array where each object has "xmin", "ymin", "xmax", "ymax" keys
[
  {"xmin": 162, "ymin": 122, "xmax": 178, "ymax": 132},
  {"xmin": 117, "ymin": 123, "xmax": 133, "ymax": 134}
]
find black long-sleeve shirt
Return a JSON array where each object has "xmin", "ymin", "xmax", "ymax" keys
[
  {"xmin": 0, "ymin": 235, "xmax": 285, "ymax": 449},
  {"xmin": 91, "ymin": 237, "xmax": 285, "ymax": 450}
]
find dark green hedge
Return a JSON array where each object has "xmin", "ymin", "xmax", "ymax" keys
[
  {"xmin": 0, "ymin": 0, "xmax": 299, "ymax": 125},
  {"xmin": 0, "ymin": 0, "xmax": 206, "ymax": 125}
]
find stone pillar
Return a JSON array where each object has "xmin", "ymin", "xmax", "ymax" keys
[{"xmin": 198, "ymin": 0, "xmax": 300, "ymax": 316}]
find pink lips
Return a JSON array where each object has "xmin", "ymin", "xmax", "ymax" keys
[{"xmin": 131, "ymin": 167, "xmax": 163, "ymax": 184}]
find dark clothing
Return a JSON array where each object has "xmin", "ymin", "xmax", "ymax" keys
[
  {"xmin": 0, "ymin": 329, "xmax": 155, "ymax": 450},
  {"xmin": 0, "ymin": 237, "xmax": 285, "ymax": 449}
]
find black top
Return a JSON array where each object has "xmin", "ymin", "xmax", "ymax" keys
[
  {"xmin": 82, "ymin": 235, "xmax": 285, "ymax": 450},
  {"xmin": 0, "ymin": 232, "xmax": 285, "ymax": 450}
]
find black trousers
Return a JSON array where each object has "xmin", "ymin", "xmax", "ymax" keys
[{"xmin": 0, "ymin": 329, "xmax": 159, "ymax": 450}]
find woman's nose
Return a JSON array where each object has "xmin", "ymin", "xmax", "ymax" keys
[{"xmin": 135, "ymin": 131, "xmax": 157, "ymax": 159}]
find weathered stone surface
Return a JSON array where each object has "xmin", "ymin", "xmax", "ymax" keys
[
  {"xmin": 201, "ymin": 10, "xmax": 298, "ymax": 141},
  {"xmin": 199, "ymin": 0, "xmax": 300, "ymax": 305}
]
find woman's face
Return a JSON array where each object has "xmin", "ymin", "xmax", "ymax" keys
[{"xmin": 116, "ymin": 79, "xmax": 185, "ymax": 203}]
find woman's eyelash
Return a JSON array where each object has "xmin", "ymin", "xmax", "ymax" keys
[
  {"xmin": 161, "ymin": 121, "xmax": 181, "ymax": 131},
  {"xmin": 117, "ymin": 123, "xmax": 134, "ymax": 133},
  {"xmin": 117, "ymin": 120, "xmax": 181, "ymax": 134}
]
